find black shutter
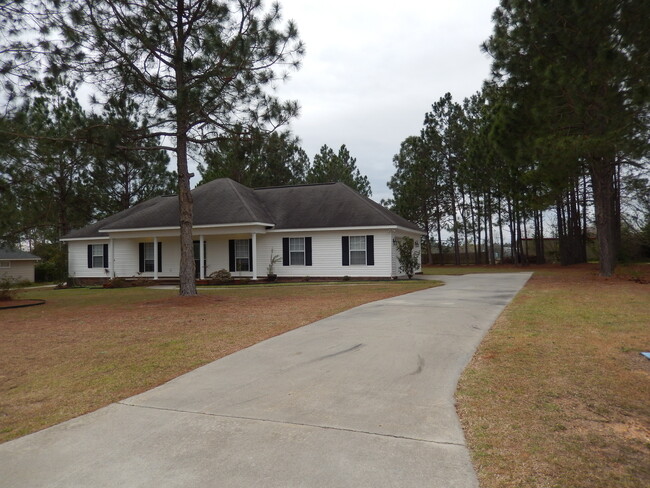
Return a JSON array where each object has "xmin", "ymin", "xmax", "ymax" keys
[
  {"xmin": 366, "ymin": 235, "xmax": 374, "ymax": 266},
  {"xmin": 228, "ymin": 240, "xmax": 235, "ymax": 272},
  {"xmin": 248, "ymin": 239, "xmax": 253, "ymax": 272},
  {"xmin": 342, "ymin": 236, "xmax": 349, "ymax": 266},
  {"xmin": 87, "ymin": 245, "xmax": 93, "ymax": 268},
  {"xmin": 305, "ymin": 237, "xmax": 312, "ymax": 266},
  {"xmin": 157, "ymin": 242, "xmax": 162, "ymax": 272},
  {"xmin": 139, "ymin": 243, "xmax": 145, "ymax": 272},
  {"xmin": 103, "ymin": 244, "xmax": 109, "ymax": 268},
  {"xmin": 282, "ymin": 238, "xmax": 289, "ymax": 266}
]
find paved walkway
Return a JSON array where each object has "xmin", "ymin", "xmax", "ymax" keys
[{"xmin": 0, "ymin": 273, "xmax": 531, "ymax": 487}]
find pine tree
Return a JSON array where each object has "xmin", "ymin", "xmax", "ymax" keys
[
  {"xmin": 199, "ymin": 130, "xmax": 309, "ymax": 188},
  {"xmin": 307, "ymin": 144, "xmax": 372, "ymax": 197},
  {"xmin": 57, "ymin": 0, "xmax": 304, "ymax": 295},
  {"xmin": 484, "ymin": 0, "xmax": 650, "ymax": 276},
  {"xmin": 89, "ymin": 95, "xmax": 176, "ymax": 217}
]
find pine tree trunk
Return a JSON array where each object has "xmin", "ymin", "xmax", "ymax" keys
[
  {"xmin": 590, "ymin": 157, "xmax": 617, "ymax": 277},
  {"xmin": 176, "ymin": 0, "xmax": 197, "ymax": 296},
  {"xmin": 176, "ymin": 136, "xmax": 197, "ymax": 296},
  {"xmin": 436, "ymin": 212, "xmax": 444, "ymax": 265},
  {"xmin": 498, "ymin": 196, "xmax": 504, "ymax": 264},
  {"xmin": 487, "ymin": 192, "xmax": 496, "ymax": 265}
]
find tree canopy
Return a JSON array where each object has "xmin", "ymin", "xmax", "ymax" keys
[
  {"xmin": 307, "ymin": 144, "xmax": 372, "ymax": 197},
  {"xmin": 483, "ymin": 0, "xmax": 650, "ymax": 275}
]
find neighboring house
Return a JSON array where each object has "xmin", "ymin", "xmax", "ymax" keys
[
  {"xmin": 61, "ymin": 178, "xmax": 423, "ymax": 283},
  {"xmin": 0, "ymin": 247, "xmax": 40, "ymax": 282}
]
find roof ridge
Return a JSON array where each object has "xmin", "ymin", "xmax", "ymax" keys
[
  {"xmin": 226, "ymin": 178, "xmax": 259, "ymax": 222},
  {"xmin": 337, "ymin": 183, "xmax": 394, "ymax": 226},
  {"xmin": 254, "ymin": 182, "xmax": 337, "ymax": 191}
]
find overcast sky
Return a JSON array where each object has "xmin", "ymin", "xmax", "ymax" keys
[{"xmin": 271, "ymin": 0, "xmax": 500, "ymax": 203}]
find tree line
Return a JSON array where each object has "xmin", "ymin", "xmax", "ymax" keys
[
  {"xmin": 199, "ymin": 136, "xmax": 371, "ymax": 196},
  {"xmin": 386, "ymin": 0, "xmax": 649, "ymax": 276}
]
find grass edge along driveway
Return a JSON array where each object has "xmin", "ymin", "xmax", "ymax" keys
[{"xmin": 456, "ymin": 264, "xmax": 650, "ymax": 488}]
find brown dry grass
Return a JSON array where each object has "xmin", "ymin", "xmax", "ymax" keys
[
  {"xmin": 456, "ymin": 263, "xmax": 650, "ymax": 488},
  {"xmin": 0, "ymin": 281, "xmax": 437, "ymax": 443}
]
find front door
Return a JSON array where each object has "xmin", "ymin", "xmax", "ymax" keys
[{"xmin": 193, "ymin": 241, "xmax": 206, "ymax": 278}]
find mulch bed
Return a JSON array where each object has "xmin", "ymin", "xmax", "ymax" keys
[{"xmin": 0, "ymin": 299, "xmax": 46, "ymax": 310}]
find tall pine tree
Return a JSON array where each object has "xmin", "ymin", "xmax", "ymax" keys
[
  {"xmin": 484, "ymin": 0, "xmax": 650, "ymax": 276},
  {"xmin": 307, "ymin": 144, "xmax": 372, "ymax": 197},
  {"xmin": 57, "ymin": 0, "xmax": 304, "ymax": 295}
]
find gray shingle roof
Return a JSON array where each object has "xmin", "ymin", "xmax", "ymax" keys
[
  {"xmin": 0, "ymin": 247, "xmax": 40, "ymax": 260},
  {"xmin": 63, "ymin": 178, "xmax": 421, "ymax": 239},
  {"xmin": 254, "ymin": 182, "xmax": 420, "ymax": 230}
]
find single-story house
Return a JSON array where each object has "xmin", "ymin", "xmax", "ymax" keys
[
  {"xmin": 0, "ymin": 247, "xmax": 40, "ymax": 282},
  {"xmin": 61, "ymin": 178, "xmax": 423, "ymax": 282}
]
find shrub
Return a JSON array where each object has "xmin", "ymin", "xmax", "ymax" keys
[
  {"xmin": 395, "ymin": 237, "xmax": 420, "ymax": 279},
  {"xmin": 103, "ymin": 277, "xmax": 131, "ymax": 288},
  {"xmin": 266, "ymin": 249, "xmax": 281, "ymax": 280},
  {"xmin": 0, "ymin": 276, "xmax": 20, "ymax": 301},
  {"xmin": 209, "ymin": 268, "xmax": 233, "ymax": 284}
]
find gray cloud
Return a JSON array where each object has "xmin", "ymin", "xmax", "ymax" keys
[{"xmin": 276, "ymin": 0, "xmax": 499, "ymax": 202}]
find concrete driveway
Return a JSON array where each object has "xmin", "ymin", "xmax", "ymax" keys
[{"xmin": 0, "ymin": 273, "xmax": 531, "ymax": 487}]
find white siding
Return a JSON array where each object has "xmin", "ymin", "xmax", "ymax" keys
[
  {"xmin": 67, "ymin": 240, "xmax": 110, "ymax": 279},
  {"xmin": 0, "ymin": 261, "xmax": 36, "ymax": 282},
  {"xmin": 256, "ymin": 230, "xmax": 393, "ymax": 278},
  {"xmin": 67, "ymin": 229, "xmax": 420, "ymax": 279}
]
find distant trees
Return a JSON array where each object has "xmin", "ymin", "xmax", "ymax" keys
[
  {"xmin": 483, "ymin": 0, "xmax": 650, "ymax": 276},
  {"xmin": 199, "ymin": 130, "xmax": 309, "ymax": 188},
  {"xmin": 0, "ymin": 78, "xmax": 176, "ymax": 278},
  {"xmin": 199, "ymin": 139, "xmax": 373, "ymax": 196},
  {"xmin": 306, "ymin": 144, "xmax": 372, "ymax": 197},
  {"xmin": 387, "ymin": 1, "xmax": 650, "ymax": 273}
]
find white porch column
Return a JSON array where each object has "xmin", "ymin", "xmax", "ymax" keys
[
  {"xmin": 199, "ymin": 234, "xmax": 205, "ymax": 280},
  {"xmin": 153, "ymin": 236, "xmax": 159, "ymax": 280},
  {"xmin": 109, "ymin": 238, "xmax": 115, "ymax": 278},
  {"xmin": 251, "ymin": 233, "xmax": 258, "ymax": 280}
]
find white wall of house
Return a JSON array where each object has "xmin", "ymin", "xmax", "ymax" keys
[
  {"xmin": 391, "ymin": 234, "xmax": 423, "ymax": 277},
  {"xmin": 67, "ymin": 227, "xmax": 422, "ymax": 279},
  {"xmin": 257, "ymin": 230, "xmax": 393, "ymax": 278},
  {"xmin": 0, "ymin": 260, "xmax": 37, "ymax": 282},
  {"xmin": 68, "ymin": 240, "xmax": 110, "ymax": 279}
]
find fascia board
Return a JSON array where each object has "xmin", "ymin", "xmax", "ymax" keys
[{"xmin": 267, "ymin": 225, "xmax": 424, "ymax": 234}]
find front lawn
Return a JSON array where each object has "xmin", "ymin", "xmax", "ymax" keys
[
  {"xmin": 456, "ymin": 264, "xmax": 650, "ymax": 487},
  {"xmin": 0, "ymin": 280, "xmax": 438, "ymax": 443}
]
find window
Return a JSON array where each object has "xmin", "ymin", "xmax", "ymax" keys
[
  {"xmin": 289, "ymin": 238, "xmax": 305, "ymax": 265},
  {"xmin": 92, "ymin": 244, "xmax": 104, "ymax": 268},
  {"xmin": 138, "ymin": 242, "xmax": 161, "ymax": 273},
  {"xmin": 349, "ymin": 236, "xmax": 367, "ymax": 265},
  {"xmin": 282, "ymin": 237, "xmax": 312, "ymax": 266},
  {"xmin": 342, "ymin": 235, "xmax": 374, "ymax": 266},
  {"xmin": 0, "ymin": 260, "xmax": 9, "ymax": 268},
  {"xmin": 143, "ymin": 243, "xmax": 155, "ymax": 272},
  {"xmin": 234, "ymin": 239, "xmax": 250, "ymax": 271},
  {"xmin": 88, "ymin": 243, "xmax": 108, "ymax": 269}
]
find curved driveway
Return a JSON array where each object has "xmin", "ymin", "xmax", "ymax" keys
[{"xmin": 0, "ymin": 273, "xmax": 531, "ymax": 487}]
